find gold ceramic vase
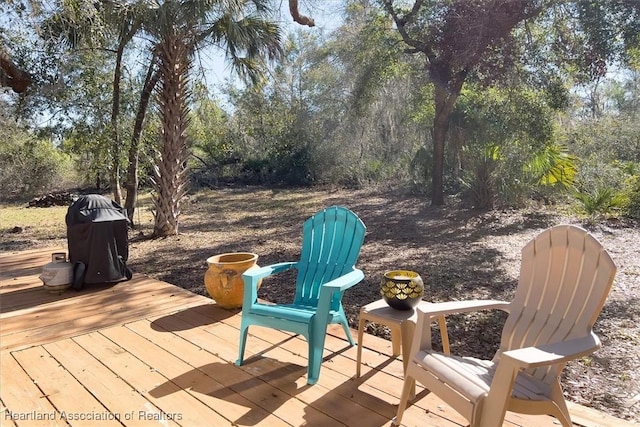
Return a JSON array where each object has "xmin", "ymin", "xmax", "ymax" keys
[
  {"xmin": 380, "ymin": 270, "xmax": 424, "ymax": 310},
  {"xmin": 204, "ymin": 252, "xmax": 259, "ymax": 309}
]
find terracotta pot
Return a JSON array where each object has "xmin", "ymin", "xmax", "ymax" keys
[
  {"xmin": 204, "ymin": 252, "xmax": 259, "ymax": 309},
  {"xmin": 380, "ymin": 270, "xmax": 424, "ymax": 310}
]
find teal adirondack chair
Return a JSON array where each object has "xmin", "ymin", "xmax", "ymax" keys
[{"xmin": 235, "ymin": 206, "xmax": 366, "ymax": 385}]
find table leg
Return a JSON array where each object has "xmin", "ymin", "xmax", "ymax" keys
[
  {"xmin": 356, "ymin": 313, "xmax": 366, "ymax": 377},
  {"xmin": 390, "ymin": 323, "xmax": 402, "ymax": 357}
]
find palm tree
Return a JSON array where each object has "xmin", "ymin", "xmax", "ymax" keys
[{"xmin": 141, "ymin": 0, "xmax": 282, "ymax": 236}]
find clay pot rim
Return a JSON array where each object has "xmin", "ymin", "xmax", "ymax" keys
[
  {"xmin": 383, "ymin": 270, "xmax": 420, "ymax": 281},
  {"xmin": 206, "ymin": 252, "xmax": 258, "ymax": 265}
]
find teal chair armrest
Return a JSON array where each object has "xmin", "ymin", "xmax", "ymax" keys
[
  {"xmin": 243, "ymin": 262, "xmax": 297, "ymax": 282},
  {"xmin": 242, "ymin": 262, "xmax": 297, "ymax": 307},
  {"xmin": 320, "ymin": 268, "xmax": 364, "ymax": 293}
]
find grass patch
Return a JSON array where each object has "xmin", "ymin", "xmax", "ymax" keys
[{"xmin": 0, "ymin": 204, "xmax": 68, "ymax": 241}]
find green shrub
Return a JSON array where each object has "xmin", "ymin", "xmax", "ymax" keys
[
  {"xmin": 573, "ymin": 187, "xmax": 626, "ymax": 217},
  {"xmin": 622, "ymin": 175, "xmax": 640, "ymax": 220},
  {"xmin": 0, "ymin": 136, "xmax": 77, "ymax": 200},
  {"xmin": 460, "ymin": 146, "xmax": 498, "ymax": 209}
]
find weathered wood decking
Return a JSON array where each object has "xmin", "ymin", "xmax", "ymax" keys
[{"xmin": 0, "ymin": 248, "xmax": 633, "ymax": 427}]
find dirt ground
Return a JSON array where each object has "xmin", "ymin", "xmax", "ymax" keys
[{"xmin": 2, "ymin": 186, "xmax": 639, "ymax": 422}]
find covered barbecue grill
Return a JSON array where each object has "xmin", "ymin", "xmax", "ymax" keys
[{"xmin": 66, "ymin": 194, "xmax": 132, "ymax": 290}]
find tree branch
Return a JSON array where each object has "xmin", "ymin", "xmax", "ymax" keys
[
  {"xmin": 0, "ymin": 48, "xmax": 31, "ymax": 93},
  {"xmin": 289, "ymin": 0, "xmax": 315, "ymax": 27},
  {"xmin": 381, "ymin": 0, "xmax": 430, "ymax": 56}
]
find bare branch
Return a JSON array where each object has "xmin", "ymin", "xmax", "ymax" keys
[
  {"xmin": 289, "ymin": 0, "xmax": 315, "ymax": 27},
  {"xmin": 381, "ymin": 0, "xmax": 430, "ymax": 56},
  {"xmin": 0, "ymin": 48, "xmax": 32, "ymax": 93}
]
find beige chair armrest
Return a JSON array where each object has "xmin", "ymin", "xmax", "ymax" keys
[
  {"xmin": 417, "ymin": 299, "xmax": 510, "ymax": 318},
  {"xmin": 409, "ymin": 300, "xmax": 511, "ymax": 358},
  {"xmin": 500, "ymin": 332, "xmax": 602, "ymax": 369}
]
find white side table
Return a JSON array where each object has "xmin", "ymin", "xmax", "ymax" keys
[{"xmin": 356, "ymin": 299, "xmax": 450, "ymax": 396}]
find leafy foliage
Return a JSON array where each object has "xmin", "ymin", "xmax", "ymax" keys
[
  {"xmin": 574, "ymin": 187, "xmax": 626, "ymax": 218},
  {"xmin": 624, "ymin": 175, "xmax": 640, "ymax": 220},
  {"xmin": 189, "ymin": 88, "xmax": 238, "ymax": 187},
  {"xmin": 1, "ymin": 0, "xmax": 640, "ymax": 227},
  {"xmin": 453, "ymin": 84, "xmax": 575, "ymax": 208},
  {"xmin": 0, "ymin": 114, "xmax": 77, "ymax": 199},
  {"xmin": 459, "ymin": 145, "xmax": 499, "ymax": 210},
  {"xmin": 226, "ymin": 83, "xmax": 317, "ymax": 185},
  {"xmin": 526, "ymin": 143, "xmax": 577, "ymax": 188}
]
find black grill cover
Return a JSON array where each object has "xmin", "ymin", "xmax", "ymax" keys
[{"xmin": 66, "ymin": 194, "xmax": 132, "ymax": 289}]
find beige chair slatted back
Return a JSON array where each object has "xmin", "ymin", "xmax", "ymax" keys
[{"xmin": 496, "ymin": 225, "xmax": 616, "ymax": 383}]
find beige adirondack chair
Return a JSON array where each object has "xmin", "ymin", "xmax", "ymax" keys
[{"xmin": 393, "ymin": 225, "xmax": 616, "ymax": 427}]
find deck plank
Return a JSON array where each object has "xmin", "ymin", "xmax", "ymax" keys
[
  {"xmin": 1, "ymin": 275, "xmax": 183, "ymax": 319},
  {"xmin": 100, "ymin": 322, "xmax": 292, "ymax": 427},
  {"xmin": 146, "ymin": 308, "xmax": 340, "ymax": 426},
  {"xmin": 43, "ymin": 338, "xmax": 177, "ymax": 427},
  {"xmin": 0, "ymin": 273, "xmax": 206, "ymax": 351},
  {"xmin": 72, "ymin": 331, "xmax": 231, "ymax": 426},
  {"xmin": 0, "ymin": 353, "xmax": 60, "ymax": 426},
  {"xmin": 151, "ymin": 305, "xmax": 465, "ymax": 427},
  {"xmin": 11, "ymin": 345, "xmax": 122, "ymax": 426}
]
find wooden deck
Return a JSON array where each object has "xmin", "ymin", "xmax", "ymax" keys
[{"xmin": 0, "ymin": 248, "xmax": 634, "ymax": 427}]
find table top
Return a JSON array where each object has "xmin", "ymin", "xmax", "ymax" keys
[{"xmin": 360, "ymin": 298, "xmax": 428, "ymax": 323}]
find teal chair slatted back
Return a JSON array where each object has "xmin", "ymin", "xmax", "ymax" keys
[
  {"xmin": 295, "ymin": 206, "xmax": 366, "ymax": 310},
  {"xmin": 235, "ymin": 206, "xmax": 366, "ymax": 385}
]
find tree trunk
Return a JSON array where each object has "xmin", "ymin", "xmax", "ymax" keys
[
  {"xmin": 110, "ymin": 48, "xmax": 123, "ymax": 204},
  {"xmin": 431, "ymin": 108, "xmax": 447, "ymax": 206},
  {"xmin": 152, "ymin": 35, "xmax": 191, "ymax": 237},
  {"xmin": 430, "ymin": 80, "xmax": 463, "ymax": 206},
  {"xmin": 124, "ymin": 61, "xmax": 160, "ymax": 225},
  {"xmin": 110, "ymin": 23, "xmax": 139, "ymax": 204}
]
